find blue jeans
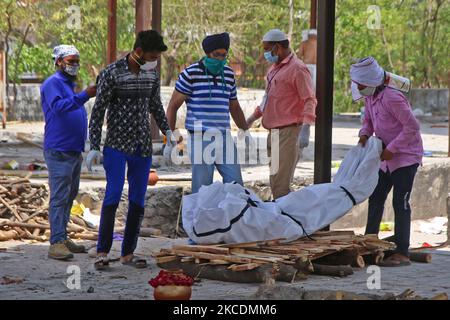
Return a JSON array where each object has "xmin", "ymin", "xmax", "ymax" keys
[
  {"xmin": 97, "ymin": 146, "xmax": 152, "ymax": 257},
  {"xmin": 44, "ymin": 150, "xmax": 82, "ymax": 245},
  {"xmin": 188, "ymin": 130, "xmax": 243, "ymax": 194},
  {"xmin": 365, "ymin": 163, "xmax": 419, "ymax": 256}
]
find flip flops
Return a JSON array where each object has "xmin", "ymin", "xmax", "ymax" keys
[
  {"xmin": 94, "ymin": 256, "xmax": 110, "ymax": 271},
  {"xmin": 121, "ymin": 256, "xmax": 147, "ymax": 269}
]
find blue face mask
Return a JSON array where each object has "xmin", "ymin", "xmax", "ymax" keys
[
  {"xmin": 203, "ymin": 57, "xmax": 227, "ymax": 75},
  {"xmin": 264, "ymin": 46, "xmax": 279, "ymax": 64}
]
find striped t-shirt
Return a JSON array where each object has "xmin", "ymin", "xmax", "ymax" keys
[{"xmin": 175, "ymin": 59, "xmax": 238, "ymax": 131}]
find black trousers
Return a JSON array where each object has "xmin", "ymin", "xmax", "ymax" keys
[{"xmin": 365, "ymin": 163, "xmax": 419, "ymax": 256}]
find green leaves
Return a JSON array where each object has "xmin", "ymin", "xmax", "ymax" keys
[{"xmin": 1, "ymin": 0, "xmax": 448, "ymax": 112}]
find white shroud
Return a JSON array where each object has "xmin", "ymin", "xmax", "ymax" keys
[{"xmin": 182, "ymin": 137, "xmax": 382, "ymax": 244}]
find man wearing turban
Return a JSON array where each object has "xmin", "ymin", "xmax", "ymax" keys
[{"xmin": 166, "ymin": 32, "xmax": 248, "ymax": 194}]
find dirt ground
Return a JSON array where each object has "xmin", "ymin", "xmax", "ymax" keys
[
  {"xmin": 0, "ymin": 225, "xmax": 448, "ymax": 300},
  {"xmin": 0, "ymin": 118, "xmax": 449, "ymax": 300}
]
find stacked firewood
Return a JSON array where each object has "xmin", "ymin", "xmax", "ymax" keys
[
  {"xmin": 154, "ymin": 231, "xmax": 398, "ymax": 283},
  {"xmin": 0, "ymin": 176, "xmax": 99, "ymax": 241}
]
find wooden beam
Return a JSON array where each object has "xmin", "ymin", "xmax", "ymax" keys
[
  {"xmin": 310, "ymin": 0, "xmax": 317, "ymax": 29},
  {"xmin": 135, "ymin": 0, "xmax": 152, "ymax": 34},
  {"xmin": 107, "ymin": 0, "xmax": 117, "ymax": 64}
]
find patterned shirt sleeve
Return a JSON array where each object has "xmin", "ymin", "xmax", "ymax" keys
[
  {"xmin": 149, "ymin": 75, "xmax": 170, "ymax": 135},
  {"xmin": 89, "ymin": 69, "xmax": 114, "ymax": 151}
]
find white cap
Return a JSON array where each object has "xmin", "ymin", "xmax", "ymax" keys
[
  {"xmin": 301, "ymin": 30, "xmax": 309, "ymax": 42},
  {"xmin": 308, "ymin": 29, "xmax": 317, "ymax": 36},
  {"xmin": 263, "ymin": 29, "xmax": 288, "ymax": 42}
]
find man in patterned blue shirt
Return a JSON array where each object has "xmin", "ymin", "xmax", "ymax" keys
[
  {"xmin": 166, "ymin": 33, "xmax": 248, "ymax": 194},
  {"xmin": 87, "ymin": 30, "xmax": 171, "ymax": 270}
]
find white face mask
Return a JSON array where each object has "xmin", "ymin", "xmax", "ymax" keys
[
  {"xmin": 131, "ymin": 52, "xmax": 158, "ymax": 71},
  {"xmin": 359, "ymin": 86, "xmax": 376, "ymax": 97},
  {"xmin": 140, "ymin": 60, "xmax": 157, "ymax": 71}
]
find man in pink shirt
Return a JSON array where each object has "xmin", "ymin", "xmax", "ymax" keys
[
  {"xmin": 352, "ymin": 57, "xmax": 423, "ymax": 267},
  {"xmin": 247, "ymin": 29, "xmax": 317, "ymax": 199}
]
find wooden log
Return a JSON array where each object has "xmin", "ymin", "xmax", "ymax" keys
[
  {"xmin": 363, "ymin": 250, "xmax": 385, "ymax": 265},
  {"xmin": 430, "ymin": 293, "xmax": 448, "ymax": 300},
  {"xmin": 18, "ymin": 211, "xmax": 30, "ymax": 221},
  {"xmin": 312, "ymin": 264, "xmax": 354, "ymax": 277},
  {"xmin": 23, "ymin": 229, "xmax": 46, "ymax": 241},
  {"xmin": 70, "ymin": 216, "xmax": 88, "ymax": 228},
  {"xmin": 0, "ymin": 229, "xmax": 19, "ymax": 241},
  {"xmin": 13, "ymin": 227, "xmax": 27, "ymax": 238},
  {"xmin": 22, "ymin": 188, "xmax": 39, "ymax": 200},
  {"xmin": 352, "ymin": 255, "xmax": 366, "ymax": 268},
  {"xmin": 314, "ymin": 248, "xmax": 363, "ymax": 267},
  {"xmin": 21, "ymin": 207, "xmax": 48, "ymax": 223},
  {"xmin": 70, "ymin": 233, "xmax": 98, "ymax": 240},
  {"xmin": 32, "ymin": 228, "xmax": 41, "ymax": 236},
  {"xmin": 4, "ymin": 198, "xmax": 22, "ymax": 206},
  {"xmin": 0, "ymin": 219, "xmax": 83, "ymax": 233},
  {"xmin": 0, "ymin": 195, "xmax": 22, "ymax": 221},
  {"xmin": 409, "ymin": 252, "xmax": 432, "ymax": 263},
  {"xmin": 293, "ymin": 256, "xmax": 314, "ymax": 273},
  {"xmin": 158, "ymin": 257, "xmax": 298, "ymax": 283}
]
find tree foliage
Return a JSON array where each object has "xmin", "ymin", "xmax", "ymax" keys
[{"xmin": 1, "ymin": 0, "xmax": 448, "ymax": 112}]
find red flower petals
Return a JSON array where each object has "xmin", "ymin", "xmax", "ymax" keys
[{"xmin": 149, "ymin": 270, "xmax": 194, "ymax": 288}]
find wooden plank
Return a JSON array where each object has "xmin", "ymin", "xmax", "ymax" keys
[
  {"xmin": 230, "ymin": 253, "xmax": 282, "ymax": 263},
  {"xmin": 312, "ymin": 230, "xmax": 355, "ymax": 237},
  {"xmin": 208, "ymin": 260, "xmax": 231, "ymax": 265},
  {"xmin": 172, "ymin": 244, "xmax": 230, "ymax": 255},
  {"xmin": 217, "ymin": 238, "xmax": 286, "ymax": 248},
  {"xmin": 180, "ymin": 257, "xmax": 195, "ymax": 263},
  {"xmin": 167, "ymin": 249, "xmax": 252, "ymax": 264},
  {"xmin": 156, "ymin": 255, "xmax": 177, "ymax": 264},
  {"xmin": 243, "ymin": 250, "xmax": 291, "ymax": 260}
]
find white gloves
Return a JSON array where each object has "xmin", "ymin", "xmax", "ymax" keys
[
  {"xmin": 86, "ymin": 150, "xmax": 102, "ymax": 172},
  {"xmin": 163, "ymin": 130, "xmax": 176, "ymax": 165},
  {"xmin": 298, "ymin": 124, "xmax": 311, "ymax": 149}
]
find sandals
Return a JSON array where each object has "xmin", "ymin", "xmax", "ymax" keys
[
  {"xmin": 94, "ymin": 256, "xmax": 110, "ymax": 271},
  {"xmin": 379, "ymin": 256, "xmax": 411, "ymax": 267},
  {"xmin": 121, "ymin": 256, "xmax": 147, "ymax": 269}
]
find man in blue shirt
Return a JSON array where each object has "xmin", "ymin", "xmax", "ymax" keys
[{"xmin": 40, "ymin": 45, "xmax": 96, "ymax": 260}]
